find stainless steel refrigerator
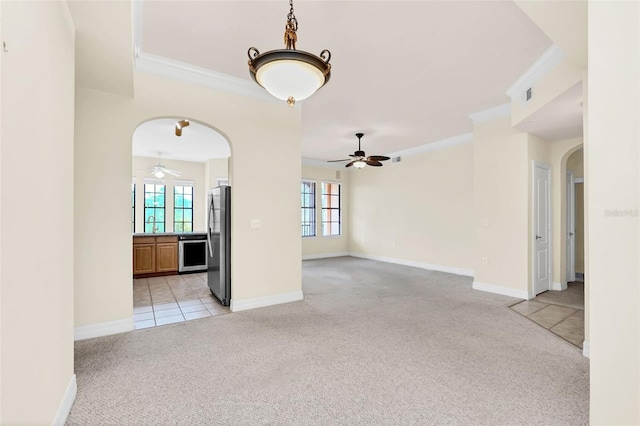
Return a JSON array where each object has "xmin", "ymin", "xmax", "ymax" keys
[{"xmin": 207, "ymin": 186, "xmax": 231, "ymax": 306}]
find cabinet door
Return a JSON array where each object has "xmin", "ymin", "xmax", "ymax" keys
[
  {"xmin": 133, "ymin": 244, "xmax": 156, "ymax": 275},
  {"xmin": 156, "ymin": 243, "xmax": 178, "ymax": 272}
]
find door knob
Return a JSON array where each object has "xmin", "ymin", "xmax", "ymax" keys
[
  {"xmin": 569, "ymin": 232, "xmax": 574, "ymax": 236},
  {"xmin": 536, "ymin": 235, "xmax": 542, "ymax": 240}
]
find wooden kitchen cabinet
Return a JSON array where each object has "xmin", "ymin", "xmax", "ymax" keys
[{"xmin": 133, "ymin": 235, "xmax": 178, "ymax": 277}]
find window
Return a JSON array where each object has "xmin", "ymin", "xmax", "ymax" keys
[
  {"xmin": 174, "ymin": 184, "xmax": 193, "ymax": 232},
  {"xmin": 144, "ymin": 183, "xmax": 165, "ymax": 233},
  {"xmin": 321, "ymin": 182, "xmax": 341, "ymax": 236},
  {"xmin": 132, "ymin": 182, "xmax": 136, "ymax": 232},
  {"xmin": 301, "ymin": 181, "xmax": 316, "ymax": 237}
]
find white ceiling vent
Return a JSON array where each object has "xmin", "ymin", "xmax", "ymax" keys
[
  {"xmin": 526, "ymin": 87, "xmax": 533, "ymax": 102},
  {"xmin": 392, "ymin": 156, "xmax": 402, "ymax": 163}
]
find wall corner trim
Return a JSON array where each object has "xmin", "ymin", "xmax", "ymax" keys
[
  {"xmin": 506, "ymin": 44, "xmax": 565, "ymax": 99},
  {"xmin": 302, "ymin": 252, "xmax": 350, "ymax": 260},
  {"xmin": 551, "ymin": 281, "xmax": 568, "ymax": 291},
  {"xmin": 74, "ymin": 318, "xmax": 134, "ymax": 341},
  {"xmin": 472, "ymin": 281, "xmax": 530, "ymax": 300},
  {"xmin": 582, "ymin": 340, "xmax": 590, "ymax": 358},
  {"xmin": 53, "ymin": 374, "xmax": 77, "ymax": 426},
  {"xmin": 231, "ymin": 291, "xmax": 304, "ymax": 312},
  {"xmin": 348, "ymin": 252, "xmax": 474, "ymax": 277}
]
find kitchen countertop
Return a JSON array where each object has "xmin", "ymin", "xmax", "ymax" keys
[{"xmin": 132, "ymin": 232, "xmax": 207, "ymax": 237}]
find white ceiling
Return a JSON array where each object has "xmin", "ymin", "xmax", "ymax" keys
[
  {"xmin": 132, "ymin": 118, "xmax": 231, "ymax": 162},
  {"xmin": 137, "ymin": 1, "xmax": 557, "ymax": 162}
]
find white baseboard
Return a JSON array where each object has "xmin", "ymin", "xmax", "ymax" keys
[
  {"xmin": 53, "ymin": 374, "xmax": 76, "ymax": 426},
  {"xmin": 472, "ymin": 281, "xmax": 531, "ymax": 300},
  {"xmin": 231, "ymin": 290, "xmax": 303, "ymax": 312},
  {"xmin": 74, "ymin": 318, "xmax": 134, "ymax": 341},
  {"xmin": 551, "ymin": 281, "xmax": 568, "ymax": 291},
  {"xmin": 302, "ymin": 252, "xmax": 349, "ymax": 260},
  {"xmin": 348, "ymin": 252, "xmax": 474, "ymax": 277},
  {"xmin": 582, "ymin": 340, "xmax": 590, "ymax": 358}
]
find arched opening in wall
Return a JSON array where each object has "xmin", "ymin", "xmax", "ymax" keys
[{"xmin": 131, "ymin": 117, "xmax": 232, "ymax": 330}]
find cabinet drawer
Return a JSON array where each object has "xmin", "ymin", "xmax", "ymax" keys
[
  {"xmin": 133, "ymin": 236, "xmax": 155, "ymax": 244},
  {"xmin": 156, "ymin": 236, "xmax": 178, "ymax": 243}
]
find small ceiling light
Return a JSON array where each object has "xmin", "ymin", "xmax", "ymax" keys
[
  {"xmin": 154, "ymin": 170, "xmax": 165, "ymax": 179},
  {"xmin": 353, "ymin": 160, "xmax": 367, "ymax": 169},
  {"xmin": 248, "ymin": 0, "xmax": 331, "ymax": 106},
  {"xmin": 175, "ymin": 119, "xmax": 190, "ymax": 136}
]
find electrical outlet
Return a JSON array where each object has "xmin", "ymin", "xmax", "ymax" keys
[
  {"xmin": 481, "ymin": 257, "xmax": 489, "ymax": 266},
  {"xmin": 481, "ymin": 219, "xmax": 489, "ymax": 227},
  {"xmin": 251, "ymin": 219, "xmax": 261, "ymax": 229}
]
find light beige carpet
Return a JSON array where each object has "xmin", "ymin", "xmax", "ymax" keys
[{"xmin": 67, "ymin": 257, "xmax": 588, "ymax": 425}]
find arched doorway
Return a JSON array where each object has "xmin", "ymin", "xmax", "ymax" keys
[{"xmin": 131, "ymin": 117, "xmax": 232, "ymax": 329}]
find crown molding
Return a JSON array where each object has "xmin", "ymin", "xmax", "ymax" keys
[
  {"xmin": 387, "ymin": 133, "xmax": 473, "ymax": 159},
  {"xmin": 135, "ymin": 52, "xmax": 290, "ymax": 105},
  {"xmin": 506, "ymin": 44, "xmax": 565, "ymax": 99},
  {"xmin": 468, "ymin": 103, "xmax": 511, "ymax": 125}
]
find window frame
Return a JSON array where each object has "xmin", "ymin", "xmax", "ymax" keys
[
  {"xmin": 321, "ymin": 181, "xmax": 341, "ymax": 237},
  {"xmin": 143, "ymin": 181, "xmax": 166, "ymax": 233},
  {"xmin": 173, "ymin": 183, "xmax": 194, "ymax": 233},
  {"xmin": 301, "ymin": 180, "xmax": 316, "ymax": 237}
]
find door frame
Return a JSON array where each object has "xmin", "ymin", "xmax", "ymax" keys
[
  {"xmin": 532, "ymin": 161, "xmax": 552, "ymax": 296},
  {"xmin": 566, "ymin": 170, "xmax": 576, "ymax": 283}
]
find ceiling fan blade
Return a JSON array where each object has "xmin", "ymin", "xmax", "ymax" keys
[
  {"xmin": 368, "ymin": 155, "xmax": 390, "ymax": 162},
  {"xmin": 327, "ymin": 159, "xmax": 351, "ymax": 162},
  {"xmin": 366, "ymin": 159, "xmax": 383, "ymax": 167},
  {"xmin": 165, "ymin": 169, "xmax": 182, "ymax": 176},
  {"xmin": 345, "ymin": 161, "xmax": 356, "ymax": 168}
]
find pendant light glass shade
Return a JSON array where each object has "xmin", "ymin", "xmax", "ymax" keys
[
  {"xmin": 255, "ymin": 59, "xmax": 325, "ymax": 102},
  {"xmin": 248, "ymin": 0, "xmax": 331, "ymax": 106},
  {"xmin": 353, "ymin": 160, "xmax": 367, "ymax": 169}
]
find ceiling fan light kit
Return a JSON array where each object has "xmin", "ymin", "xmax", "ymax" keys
[
  {"xmin": 248, "ymin": 0, "xmax": 331, "ymax": 107},
  {"xmin": 328, "ymin": 133, "xmax": 391, "ymax": 169},
  {"xmin": 150, "ymin": 152, "xmax": 181, "ymax": 178}
]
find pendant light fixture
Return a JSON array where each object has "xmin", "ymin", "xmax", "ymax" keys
[{"xmin": 248, "ymin": 0, "xmax": 332, "ymax": 107}]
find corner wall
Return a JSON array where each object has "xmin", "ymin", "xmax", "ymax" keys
[{"xmin": 1, "ymin": 2, "xmax": 76, "ymax": 423}]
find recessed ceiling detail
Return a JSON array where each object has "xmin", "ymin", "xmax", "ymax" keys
[{"xmin": 132, "ymin": 118, "xmax": 230, "ymax": 162}]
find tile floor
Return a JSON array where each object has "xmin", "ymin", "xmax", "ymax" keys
[
  {"xmin": 510, "ymin": 282, "xmax": 585, "ymax": 348},
  {"xmin": 133, "ymin": 272, "xmax": 230, "ymax": 330}
]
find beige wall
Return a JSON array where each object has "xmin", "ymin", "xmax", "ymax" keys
[
  {"xmin": 566, "ymin": 149, "xmax": 584, "ymax": 273},
  {"xmin": 75, "ymin": 71, "xmax": 302, "ymax": 329},
  {"xmin": 205, "ymin": 158, "xmax": 229, "ymax": 190},
  {"xmin": 473, "ymin": 118, "xmax": 529, "ymax": 293},
  {"xmin": 549, "ymin": 138, "xmax": 583, "ymax": 287},
  {"xmin": 349, "ymin": 142, "xmax": 474, "ymax": 273},
  {"xmin": 1, "ymin": 2, "xmax": 75, "ymax": 423},
  {"xmin": 587, "ymin": 1, "xmax": 639, "ymax": 423},
  {"xmin": 301, "ymin": 165, "xmax": 349, "ymax": 257},
  {"xmin": 132, "ymin": 156, "xmax": 207, "ymax": 233}
]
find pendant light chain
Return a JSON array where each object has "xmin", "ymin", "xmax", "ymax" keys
[{"xmin": 284, "ymin": 0, "xmax": 299, "ymax": 50}]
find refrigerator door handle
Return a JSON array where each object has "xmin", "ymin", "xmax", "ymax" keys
[{"xmin": 207, "ymin": 197, "xmax": 214, "ymax": 258}]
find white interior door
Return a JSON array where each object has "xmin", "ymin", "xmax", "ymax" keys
[
  {"xmin": 533, "ymin": 162, "xmax": 551, "ymax": 296},
  {"xmin": 566, "ymin": 171, "xmax": 576, "ymax": 282}
]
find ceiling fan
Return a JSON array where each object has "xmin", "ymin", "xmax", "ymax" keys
[
  {"xmin": 149, "ymin": 153, "xmax": 181, "ymax": 178},
  {"xmin": 328, "ymin": 133, "xmax": 390, "ymax": 168}
]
